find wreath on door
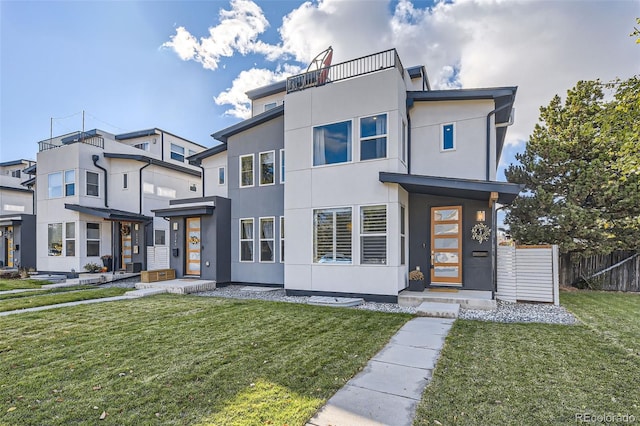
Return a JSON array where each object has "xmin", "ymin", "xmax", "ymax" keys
[
  {"xmin": 189, "ymin": 235, "xmax": 200, "ymax": 245},
  {"xmin": 121, "ymin": 225, "xmax": 131, "ymax": 236},
  {"xmin": 471, "ymin": 223, "xmax": 491, "ymax": 244}
]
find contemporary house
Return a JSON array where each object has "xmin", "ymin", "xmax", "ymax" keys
[
  {"xmin": 35, "ymin": 128, "xmax": 206, "ymax": 274},
  {"xmin": 0, "ymin": 159, "xmax": 36, "ymax": 269},
  {"xmin": 163, "ymin": 48, "xmax": 521, "ymax": 302}
]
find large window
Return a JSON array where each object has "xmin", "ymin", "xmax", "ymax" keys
[
  {"xmin": 48, "ymin": 172, "xmax": 63, "ymax": 198},
  {"xmin": 86, "ymin": 223, "xmax": 100, "ymax": 256},
  {"xmin": 280, "ymin": 216, "xmax": 285, "ymax": 263},
  {"xmin": 360, "ymin": 205, "xmax": 387, "ymax": 264},
  {"xmin": 48, "ymin": 223, "xmax": 62, "ymax": 256},
  {"xmin": 86, "ymin": 171, "xmax": 99, "ymax": 196},
  {"xmin": 259, "ymin": 217, "xmax": 274, "ymax": 262},
  {"xmin": 65, "ymin": 222, "xmax": 75, "ymax": 257},
  {"xmin": 360, "ymin": 114, "xmax": 387, "ymax": 160},
  {"xmin": 239, "ymin": 218, "xmax": 254, "ymax": 262},
  {"xmin": 400, "ymin": 205, "xmax": 406, "ymax": 265},
  {"xmin": 240, "ymin": 154, "xmax": 254, "ymax": 188},
  {"xmin": 313, "ymin": 120, "xmax": 352, "ymax": 166},
  {"xmin": 279, "ymin": 149, "xmax": 285, "ymax": 183},
  {"xmin": 171, "ymin": 143, "xmax": 185, "ymax": 162},
  {"xmin": 64, "ymin": 170, "xmax": 75, "ymax": 196},
  {"xmin": 259, "ymin": 151, "xmax": 275, "ymax": 185},
  {"xmin": 313, "ymin": 208, "xmax": 352, "ymax": 264},
  {"xmin": 442, "ymin": 123, "xmax": 455, "ymax": 151}
]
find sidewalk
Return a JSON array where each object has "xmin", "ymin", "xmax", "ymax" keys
[{"xmin": 308, "ymin": 317, "xmax": 453, "ymax": 426}]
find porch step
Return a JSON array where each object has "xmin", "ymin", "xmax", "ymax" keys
[
  {"xmin": 398, "ymin": 289, "xmax": 496, "ymax": 310},
  {"xmin": 135, "ymin": 279, "xmax": 216, "ymax": 294},
  {"xmin": 124, "ymin": 288, "xmax": 167, "ymax": 298},
  {"xmin": 307, "ymin": 296, "xmax": 364, "ymax": 307},
  {"xmin": 416, "ymin": 302, "xmax": 460, "ymax": 319}
]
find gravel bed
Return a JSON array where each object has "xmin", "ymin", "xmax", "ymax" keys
[
  {"xmin": 100, "ymin": 277, "xmax": 138, "ymax": 289},
  {"xmin": 460, "ymin": 300, "xmax": 578, "ymax": 325}
]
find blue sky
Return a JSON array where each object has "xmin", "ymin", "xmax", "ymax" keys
[{"xmin": 1, "ymin": 0, "xmax": 637, "ymax": 182}]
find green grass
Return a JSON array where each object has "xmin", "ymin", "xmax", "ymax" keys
[
  {"xmin": 414, "ymin": 291, "xmax": 640, "ymax": 425},
  {"xmin": 0, "ymin": 295, "xmax": 410, "ymax": 425},
  {"xmin": 0, "ymin": 287, "xmax": 128, "ymax": 312},
  {"xmin": 0, "ymin": 285, "xmax": 96, "ymax": 301},
  {"xmin": 0, "ymin": 279, "xmax": 49, "ymax": 291}
]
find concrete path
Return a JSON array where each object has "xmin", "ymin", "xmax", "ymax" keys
[
  {"xmin": 0, "ymin": 288, "xmax": 42, "ymax": 295},
  {"xmin": 308, "ymin": 317, "xmax": 454, "ymax": 426}
]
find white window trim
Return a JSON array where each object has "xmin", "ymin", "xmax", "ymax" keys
[
  {"xmin": 312, "ymin": 206, "xmax": 353, "ymax": 265},
  {"xmin": 239, "ymin": 154, "xmax": 254, "ymax": 188},
  {"xmin": 259, "ymin": 216, "xmax": 275, "ymax": 263},
  {"xmin": 64, "ymin": 222, "xmax": 75, "ymax": 257},
  {"xmin": 440, "ymin": 122, "xmax": 456, "ymax": 152},
  {"xmin": 86, "ymin": 222, "xmax": 101, "ymax": 257},
  {"xmin": 86, "ymin": 170, "xmax": 100, "ymax": 197},
  {"xmin": 170, "ymin": 143, "xmax": 185, "ymax": 162},
  {"xmin": 47, "ymin": 222, "xmax": 63, "ymax": 257},
  {"xmin": 239, "ymin": 218, "xmax": 254, "ymax": 262},
  {"xmin": 401, "ymin": 120, "xmax": 407, "ymax": 165},
  {"xmin": 400, "ymin": 204, "xmax": 406, "ymax": 266},
  {"xmin": 359, "ymin": 204, "xmax": 388, "ymax": 265},
  {"xmin": 312, "ymin": 119, "xmax": 354, "ymax": 168},
  {"xmin": 279, "ymin": 149, "xmax": 285, "ymax": 184},
  {"xmin": 280, "ymin": 216, "xmax": 284, "ymax": 263},
  {"xmin": 123, "ymin": 173, "xmax": 129, "ymax": 190},
  {"xmin": 259, "ymin": 150, "xmax": 276, "ymax": 186},
  {"xmin": 64, "ymin": 169, "xmax": 76, "ymax": 197},
  {"xmin": 218, "ymin": 166, "xmax": 226, "ymax": 185},
  {"xmin": 359, "ymin": 113, "xmax": 388, "ymax": 161},
  {"xmin": 154, "ymin": 229, "xmax": 166, "ymax": 246}
]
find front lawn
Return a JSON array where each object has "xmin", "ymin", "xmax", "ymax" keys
[
  {"xmin": 0, "ymin": 279, "xmax": 48, "ymax": 291},
  {"xmin": 0, "ymin": 295, "xmax": 410, "ymax": 425},
  {"xmin": 414, "ymin": 291, "xmax": 640, "ymax": 425},
  {"xmin": 0, "ymin": 287, "xmax": 128, "ymax": 313}
]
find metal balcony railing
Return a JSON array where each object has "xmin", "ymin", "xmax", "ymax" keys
[
  {"xmin": 39, "ymin": 136, "xmax": 104, "ymax": 152},
  {"xmin": 287, "ymin": 48, "xmax": 404, "ymax": 94}
]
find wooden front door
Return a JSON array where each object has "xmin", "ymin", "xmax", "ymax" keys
[
  {"xmin": 186, "ymin": 217, "xmax": 201, "ymax": 276},
  {"xmin": 430, "ymin": 206, "xmax": 462, "ymax": 285},
  {"xmin": 121, "ymin": 223, "xmax": 132, "ymax": 269},
  {"xmin": 6, "ymin": 226, "xmax": 14, "ymax": 268}
]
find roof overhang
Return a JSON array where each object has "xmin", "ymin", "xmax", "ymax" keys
[
  {"xmin": 103, "ymin": 153, "xmax": 201, "ymax": 177},
  {"xmin": 246, "ymin": 80, "xmax": 286, "ymax": 100},
  {"xmin": 188, "ymin": 143, "xmax": 227, "ymax": 164},
  {"xmin": 64, "ymin": 204, "xmax": 152, "ymax": 222},
  {"xmin": 0, "ymin": 185, "xmax": 33, "ymax": 194},
  {"xmin": 153, "ymin": 205, "xmax": 215, "ymax": 217},
  {"xmin": 212, "ymin": 105, "xmax": 284, "ymax": 143},
  {"xmin": 379, "ymin": 172, "xmax": 523, "ymax": 204},
  {"xmin": 0, "ymin": 214, "xmax": 30, "ymax": 226}
]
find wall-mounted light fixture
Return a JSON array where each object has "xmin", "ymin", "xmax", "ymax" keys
[
  {"xmin": 134, "ymin": 223, "xmax": 139, "ymax": 231},
  {"xmin": 172, "ymin": 222, "xmax": 178, "ymax": 231},
  {"xmin": 476, "ymin": 210, "xmax": 486, "ymax": 222}
]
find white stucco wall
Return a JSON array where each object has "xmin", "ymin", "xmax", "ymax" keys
[
  {"xmin": 252, "ymin": 93, "xmax": 285, "ymax": 117},
  {"xmin": 201, "ymin": 150, "xmax": 228, "ymax": 198}
]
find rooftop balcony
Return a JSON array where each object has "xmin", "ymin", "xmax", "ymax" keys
[
  {"xmin": 38, "ymin": 130, "xmax": 104, "ymax": 152},
  {"xmin": 286, "ymin": 48, "xmax": 404, "ymax": 94}
]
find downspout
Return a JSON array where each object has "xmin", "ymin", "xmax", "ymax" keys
[
  {"xmin": 161, "ymin": 131, "xmax": 165, "ymax": 161},
  {"xmin": 485, "ymin": 103, "xmax": 512, "ymax": 181},
  {"xmin": 139, "ymin": 159, "xmax": 152, "ymax": 214},
  {"xmin": 92, "ymin": 155, "xmax": 108, "ymax": 208},
  {"xmin": 406, "ymin": 97, "xmax": 414, "ymax": 175}
]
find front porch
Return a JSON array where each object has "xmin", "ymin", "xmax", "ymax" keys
[{"xmin": 398, "ymin": 288, "xmax": 496, "ymax": 310}]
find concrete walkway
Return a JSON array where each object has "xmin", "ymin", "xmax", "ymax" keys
[
  {"xmin": 0, "ymin": 292, "xmax": 146, "ymax": 317},
  {"xmin": 308, "ymin": 317, "xmax": 453, "ymax": 426}
]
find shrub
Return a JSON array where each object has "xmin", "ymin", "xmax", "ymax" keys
[
  {"xmin": 83, "ymin": 263, "xmax": 102, "ymax": 273},
  {"xmin": 409, "ymin": 269, "xmax": 424, "ymax": 281}
]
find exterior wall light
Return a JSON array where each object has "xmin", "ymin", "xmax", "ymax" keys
[{"xmin": 476, "ymin": 210, "xmax": 486, "ymax": 222}]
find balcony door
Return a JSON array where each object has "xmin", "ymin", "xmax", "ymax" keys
[{"xmin": 430, "ymin": 206, "xmax": 462, "ymax": 285}]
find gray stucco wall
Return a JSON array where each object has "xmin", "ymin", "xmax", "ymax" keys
[
  {"xmin": 227, "ymin": 116, "xmax": 284, "ymax": 285},
  {"xmin": 408, "ymin": 194, "xmax": 494, "ymax": 291},
  {"xmin": 17, "ymin": 215, "xmax": 36, "ymax": 270}
]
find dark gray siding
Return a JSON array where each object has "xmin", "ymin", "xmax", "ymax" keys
[
  {"xmin": 408, "ymin": 194, "xmax": 494, "ymax": 291},
  {"xmin": 18, "ymin": 215, "xmax": 36, "ymax": 269},
  {"xmin": 227, "ymin": 116, "xmax": 284, "ymax": 285}
]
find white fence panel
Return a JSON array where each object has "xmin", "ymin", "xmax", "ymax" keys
[
  {"xmin": 497, "ymin": 246, "xmax": 517, "ymax": 302},
  {"xmin": 146, "ymin": 246, "xmax": 170, "ymax": 271}
]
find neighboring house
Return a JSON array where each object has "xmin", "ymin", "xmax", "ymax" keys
[
  {"xmin": 158, "ymin": 48, "xmax": 522, "ymax": 301},
  {"xmin": 35, "ymin": 128, "xmax": 206, "ymax": 274},
  {"xmin": 0, "ymin": 159, "xmax": 36, "ymax": 269}
]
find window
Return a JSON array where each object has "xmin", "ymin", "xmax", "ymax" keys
[
  {"xmin": 218, "ymin": 167, "xmax": 225, "ymax": 185},
  {"xmin": 64, "ymin": 170, "xmax": 75, "ymax": 196},
  {"xmin": 313, "ymin": 208, "xmax": 352, "ymax": 264},
  {"xmin": 47, "ymin": 223, "xmax": 62, "ymax": 256},
  {"xmin": 155, "ymin": 230, "xmax": 166, "ymax": 245},
  {"xmin": 259, "ymin": 151, "xmax": 275, "ymax": 185},
  {"xmin": 313, "ymin": 120, "xmax": 352, "ymax": 166},
  {"xmin": 134, "ymin": 142, "xmax": 149, "ymax": 151},
  {"xmin": 171, "ymin": 143, "xmax": 185, "ymax": 162},
  {"xmin": 48, "ymin": 172, "xmax": 62, "ymax": 198},
  {"xmin": 280, "ymin": 216, "xmax": 285, "ymax": 262},
  {"xmin": 143, "ymin": 182, "xmax": 154, "ymax": 194},
  {"xmin": 279, "ymin": 149, "xmax": 285, "ymax": 183},
  {"xmin": 442, "ymin": 123, "xmax": 455, "ymax": 151},
  {"xmin": 188, "ymin": 149, "xmax": 197, "ymax": 157},
  {"xmin": 86, "ymin": 223, "xmax": 100, "ymax": 256},
  {"xmin": 259, "ymin": 217, "xmax": 275, "ymax": 262},
  {"xmin": 86, "ymin": 171, "xmax": 99, "ymax": 196},
  {"xmin": 10, "ymin": 170, "xmax": 20, "ymax": 178},
  {"xmin": 123, "ymin": 173, "xmax": 128, "ymax": 189},
  {"xmin": 189, "ymin": 183, "xmax": 197, "ymax": 192},
  {"xmin": 360, "ymin": 205, "xmax": 387, "ymax": 264},
  {"xmin": 401, "ymin": 121, "xmax": 407, "ymax": 163},
  {"xmin": 400, "ymin": 205, "xmax": 406, "ymax": 265},
  {"xmin": 3, "ymin": 204, "xmax": 25, "ymax": 212},
  {"xmin": 65, "ymin": 222, "xmax": 75, "ymax": 257},
  {"xmin": 360, "ymin": 114, "xmax": 387, "ymax": 160},
  {"xmin": 239, "ymin": 154, "xmax": 254, "ymax": 188},
  {"xmin": 239, "ymin": 218, "xmax": 254, "ymax": 262},
  {"xmin": 157, "ymin": 187, "xmax": 176, "ymax": 198},
  {"xmin": 264, "ymin": 102, "xmax": 277, "ymax": 111}
]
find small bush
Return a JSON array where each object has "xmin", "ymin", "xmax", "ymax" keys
[
  {"xmin": 0, "ymin": 270, "xmax": 20, "ymax": 279},
  {"xmin": 409, "ymin": 269, "xmax": 424, "ymax": 281},
  {"xmin": 83, "ymin": 263, "xmax": 102, "ymax": 273}
]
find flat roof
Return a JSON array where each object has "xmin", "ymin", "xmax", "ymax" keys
[
  {"xmin": 103, "ymin": 153, "xmax": 202, "ymax": 177},
  {"xmin": 115, "ymin": 128, "xmax": 208, "ymax": 149},
  {"xmin": 246, "ymin": 80, "xmax": 287, "ymax": 100},
  {"xmin": 64, "ymin": 204, "xmax": 152, "ymax": 222},
  {"xmin": 211, "ymin": 105, "xmax": 284, "ymax": 143}
]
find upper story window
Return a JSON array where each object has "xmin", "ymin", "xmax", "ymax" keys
[
  {"xmin": 280, "ymin": 149, "xmax": 285, "ymax": 183},
  {"xmin": 442, "ymin": 123, "xmax": 455, "ymax": 151},
  {"xmin": 264, "ymin": 102, "xmax": 277, "ymax": 111},
  {"xmin": 86, "ymin": 171, "xmax": 99, "ymax": 196},
  {"xmin": 188, "ymin": 149, "xmax": 197, "ymax": 157},
  {"xmin": 134, "ymin": 142, "xmax": 149, "ymax": 151},
  {"xmin": 123, "ymin": 173, "xmax": 128, "ymax": 189},
  {"xmin": 313, "ymin": 121, "xmax": 352, "ymax": 166},
  {"xmin": 10, "ymin": 170, "xmax": 21, "ymax": 178},
  {"xmin": 48, "ymin": 172, "xmax": 63, "ymax": 198},
  {"xmin": 48, "ymin": 170, "xmax": 75, "ymax": 198},
  {"xmin": 240, "ymin": 154, "xmax": 254, "ymax": 188},
  {"xmin": 259, "ymin": 151, "xmax": 275, "ymax": 186},
  {"xmin": 64, "ymin": 170, "xmax": 75, "ymax": 196},
  {"xmin": 218, "ymin": 167, "xmax": 225, "ymax": 185},
  {"xmin": 360, "ymin": 114, "xmax": 387, "ymax": 161},
  {"xmin": 171, "ymin": 143, "xmax": 185, "ymax": 162}
]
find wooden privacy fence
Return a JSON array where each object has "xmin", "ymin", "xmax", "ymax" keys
[
  {"xmin": 497, "ymin": 245, "xmax": 560, "ymax": 305},
  {"xmin": 559, "ymin": 251, "xmax": 639, "ymax": 292}
]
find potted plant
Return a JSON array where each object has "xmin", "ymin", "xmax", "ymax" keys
[
  {"xmin": 408, "ymin": 269, "xmax": 425, "ymax": 291},
  {"xmin": 100, "ymin": 255, "xmax": 113, "ymax": 272},
  {"xmin": 84, "ymin": 262, "xmax": 102, "ymax": 273}
]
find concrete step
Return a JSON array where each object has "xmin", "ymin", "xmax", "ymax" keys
[
  {"xmin": 135, "ymin": 279, "xmax": 216, "ymax": 294},
  {"xmin": 307, "ymin": 296, "xmax": 364, "ymax": 307},
  {"xmin": 124, "ymin": 288, "xmax": 167, "ymax": 298},
  {"xmin": 416, "ymin": 302, "xmax": 460, "ymax": 319},
  {"xmin": 399, "ymin": 290, "xmax": 496, "ymax": 310}
]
